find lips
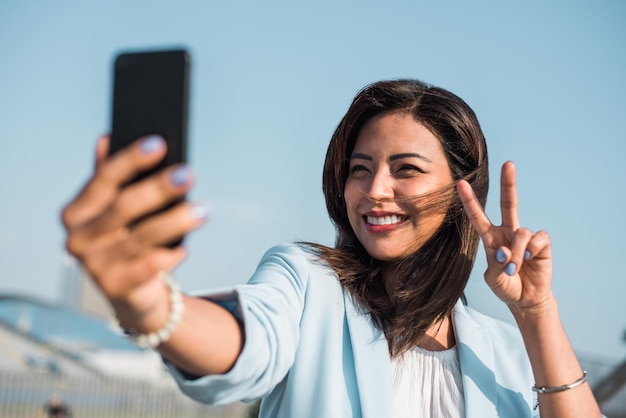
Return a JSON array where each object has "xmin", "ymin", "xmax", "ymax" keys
[
  {"xmin": 362, "ymin": 213, "xmax": 409, "ymax": 233},
  {"xmin": 365, "ymin": 214, "xmax": 406, "ymax": 225}
]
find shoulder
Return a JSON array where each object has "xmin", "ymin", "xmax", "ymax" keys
[
  {"xmin": 256, "ymin": 243, "xmax": 324, "ymax": 273},
  {"xmin": 251, "ymin": 243, "xmax": 337, "ymax": 287},
  {"xmin": 454, "ymin": 301, "xmax": 524, "ymax": 348},
  {"xmin": 258, "ymin": 243, "xmax": 310, "ymax": 265}
]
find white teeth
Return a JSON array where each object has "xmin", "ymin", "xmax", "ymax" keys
[{"xmin": 366, "ymin": 215, "xmax": 404, "ymax": 225}]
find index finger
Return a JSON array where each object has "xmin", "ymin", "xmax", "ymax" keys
[
  {"xmin": 457, "ymin": 179, "xmax": 493, "ymax": 237},
  {"xmin": 95, "ymin": 135, "xmax": 110, "ymax": 170},
  {"xmin": 500, "ymin": 161, "xmax": 519, "ymax": 230},
  {"xmin": 62, "ymin": 135, "xmax": 167, "ymax": 229}
]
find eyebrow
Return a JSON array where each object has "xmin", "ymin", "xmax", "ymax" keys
[{"xmin": 350, "ymin": 152, "xmax": 432, "ymax": 163}]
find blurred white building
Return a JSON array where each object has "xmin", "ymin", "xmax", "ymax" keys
[{"xmin": 0, "ymin": 257, "xmax": 250, "ymax": 417}]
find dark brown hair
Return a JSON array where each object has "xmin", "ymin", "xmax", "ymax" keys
[{"xmin": 304, "ymin": 79, "xmax": 489, "ymax": 356}]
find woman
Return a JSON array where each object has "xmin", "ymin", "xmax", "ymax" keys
[{"xmin": 62, "ymin": 79, "xmax": 603, "ymax": 417}]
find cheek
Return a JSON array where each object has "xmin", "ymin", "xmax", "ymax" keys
[
  {"xmin": 418, "ymin": 209, "xmax": 448, "ymax": 237},
  {"xmin": 343, "ymin": 181, "xmax": 357, "ymax": 210},
  {"xmin": 343, "ymin": 184, "xmax": 360, "ymax": 227}
]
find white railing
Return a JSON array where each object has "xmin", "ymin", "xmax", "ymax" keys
[{"xmin": 0, "ymin": 370, "xmax": 253, "ymax": 418}]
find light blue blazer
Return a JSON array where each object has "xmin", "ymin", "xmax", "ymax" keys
[{"xmin": 167, "ymin": 244, "xmax": 541, "ymax": 417}]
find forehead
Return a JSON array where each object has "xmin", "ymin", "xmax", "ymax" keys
[{"xmin": 353, "ymin": 112, "xmax": 444, "ymax": 158}]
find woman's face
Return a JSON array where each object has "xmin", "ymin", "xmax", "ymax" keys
[{"xmin": 344, "ymin": 112, "xmax": 453, "ymax": 261}]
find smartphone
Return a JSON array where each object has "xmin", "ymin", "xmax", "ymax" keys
[
  {"xmin": 109, "ymin": 48, "xmax": 191, "ymax": 245},
  {"xmin": 109, "ymin": 48, "xmax": 190, "ymax": 176}
]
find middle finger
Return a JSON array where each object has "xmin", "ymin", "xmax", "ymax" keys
[
  {"xmin": 500, "ymin": 161, "xmax": 520, "ymax": 230},
  {"xmin": 89, "ymin": 164, "xmax": 194, "ymax": 237},
  {"xmin": 500, "ymin": 227, "xmax": 534, "ymax": 276},
  {"xmin": 127, "ymin": 200, "xmax": 207, "ymax": 252}
]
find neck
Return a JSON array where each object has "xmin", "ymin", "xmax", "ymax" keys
[
  {"xmin": 417, "ymin": 315, "xmax": 456, "ymax": 351},
  {"xmin": 382, "ymin": 264, "xmax": 398, "ymax": 295},
  {"xmin": 381, "ymin": 263, "xmax": 400, "ymax": 295},
  {"xmin": 380, "ymin": 262, "xmax": 457, "ymax": 351}
]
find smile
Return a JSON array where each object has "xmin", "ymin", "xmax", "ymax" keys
[{"xmin": 365, "ymin": 215, "xmax": 407, "ymax": 225}]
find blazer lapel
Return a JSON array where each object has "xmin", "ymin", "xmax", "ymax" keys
[
  {"xmin": 343, "ymin": 291, "xmax": 393, "ymax": 418},
  {"xmin": 453, "ymin": 301, "xmax": 498, "ymax": 418}
]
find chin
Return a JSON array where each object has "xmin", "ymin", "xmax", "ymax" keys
[
  {"xmin": 359, "ymin": 235, "xmax": 432, "ymax": 262},
  {"xmin": 363, "ymin": 245, "xmax": 418, "ymax": 262}
]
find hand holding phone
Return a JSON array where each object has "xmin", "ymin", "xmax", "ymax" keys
[
  {"xmin": 109, "ymin": 48, "xmax": 191, "ymax": 245},
  {"xmin": 61, "ymin": 48, "xmax": 197, "ymax": 320}
]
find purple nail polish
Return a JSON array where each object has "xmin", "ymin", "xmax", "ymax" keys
[
  {"xmin": 190, "ymin": 202, "xmax": 209, "ymax": 220},
  {"xmin": 505, "ymin": 262, "xmax": 516, "ymax": 276},
  {"xmin": 170, "ymin": 166, "xmax": 191, "ymax": 186},
  {"xmin": 496, "ymin": 248, "xmax": 506, "ymax": 264},
  {"xmin": 140, "ymin": 135, "xmax": 165, "ymax": 153},
  {"xmin": 524, "ymin": 250, "xmax": 531, "ymax": 260}
]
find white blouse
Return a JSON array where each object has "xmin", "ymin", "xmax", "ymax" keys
[{"xmin": 391, "ymin": 345, "xmax": 465, "ymax": 418}]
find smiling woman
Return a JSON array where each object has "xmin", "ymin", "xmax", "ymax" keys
[
  {"xmin": 313, "ymin": 81, "xmax": 488, "ymax": 361},
  {"xmin": 61, "ymin": 79, "xmax": 604, "ymax": 417}
]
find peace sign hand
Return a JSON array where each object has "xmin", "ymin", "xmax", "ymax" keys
[{"xmin": 457, "ymin": 161, "xmax": 555, "ymax": 313}]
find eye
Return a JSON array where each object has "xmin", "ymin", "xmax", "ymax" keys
[
  {"xmin": 398, "ymin": 164, "xmax": 425, "ymax": 174},
  {"xmin": 349, "ymin": 164, "xmax": 371, "ymax": 177}
]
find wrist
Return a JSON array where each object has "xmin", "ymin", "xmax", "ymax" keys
[
  {"xmin": 509, "ymin": 294, "xmax": 558, "ymax": 325},
  {"xmin": 117, "ymin": 272, "xmax": 185, "ymax": 349},
  {"xmin": 113, "ymin": 276, "xmax": 172, "ymax": 333}
]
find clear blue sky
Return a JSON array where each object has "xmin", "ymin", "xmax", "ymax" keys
[{"xmin": 1, "ymin": 1, "xmax": 624, "ymax": 361}]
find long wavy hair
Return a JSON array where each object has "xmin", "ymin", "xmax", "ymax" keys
[{"xmin": 303, "ymin": 79, "xmax": 489, "ymax": 356}]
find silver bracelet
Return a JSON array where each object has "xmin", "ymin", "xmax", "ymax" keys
[
  {"xmin": 123, "ymin": 271, "xmax": 185, "ymax": 349},
  {"xmin": 532, "ymin": 371, "xmax": 588, "ymax": 394}
]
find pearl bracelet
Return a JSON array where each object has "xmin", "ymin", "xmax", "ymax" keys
[
  {"xmin": 532, "ymin": 371, "xmax": 588, "ymax": 394},
  {"xmin": 123, "ymin": 271, "xmax": 185, "ymax": 349}
]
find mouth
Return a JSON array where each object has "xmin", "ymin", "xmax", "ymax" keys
[{"xmin": 364, "ymin": 214, "xmax": 409, "ymax": 226}]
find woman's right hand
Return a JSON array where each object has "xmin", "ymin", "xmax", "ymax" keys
[{"xmin": 61, "ymin": 135, "xmax": 206, "ymax": 325}]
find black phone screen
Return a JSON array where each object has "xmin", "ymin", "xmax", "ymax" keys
[{"xmin": 109, "ymin": 49, "xmax": 190, "ymax": 181}]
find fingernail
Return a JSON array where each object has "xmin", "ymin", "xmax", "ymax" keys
[
  {"xmin": 140, "ymin": 135, "xmax": 165, "ymax": 153},
  {"xmin": 190, "ymin": 202, "xmax": 210, "ymax": 220},
  {"xmin": 505, "ymin": 262, "xmax": 516, "ymax": 276},
  {"xmin": 524, "ymin": 250, "xmax": 531, "ymax": 260},
  {"xmin": 496, "ymin": 248, "xmax": 507, "ymax": 264},
  {"xmin": 170, "ymin": 166, "xmax": 191, "ymax": 186}
]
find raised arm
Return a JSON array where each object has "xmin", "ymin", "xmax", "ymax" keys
[
  {"xmin": 457, "ymin": 161, "xmax": 602, "ymax": 418},
  {"xmin": 61, "ymin": 135, "xmax": 243, "ymax": 376}
]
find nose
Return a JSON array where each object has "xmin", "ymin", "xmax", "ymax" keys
[{"xmin": 365, "ymin": 171, "xmax": 394, "ymax": 202}]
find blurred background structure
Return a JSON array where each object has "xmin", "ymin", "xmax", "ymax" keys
[
  {"xmin": 0, "ymin": 259, "xmax": 253, "ymax": 417},
  {"xmin": 0, "ymin": 0, "xmax": 625, "ymax": 416}
]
